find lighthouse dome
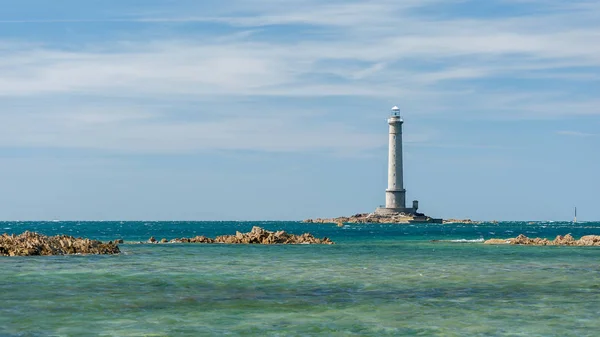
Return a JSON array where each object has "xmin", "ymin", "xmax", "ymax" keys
[{"xmin": 391, "ymin": 106, "xmax": 400, "ymax": 112}]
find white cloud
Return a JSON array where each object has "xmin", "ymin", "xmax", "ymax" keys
[
  {"xmin": 0, "ymin": 0, "xmax": 599, "ymax": 154},
  {"xmin": 557, "ymin": 130, "xmax": 596, "ymax": 137},
  {"xmin": 0, "ymin": 1, "xmax": 598, "ymax": 98},
  {"xmin": 0, "ymin": 104, "xmax": 389, "ymax": 154}
]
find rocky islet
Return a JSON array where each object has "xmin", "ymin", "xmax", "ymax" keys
[
  {"xmin": 305, "ymin": 213, "xmax": 433, "ymax": 224},
  {"xmin": 304, "ymin": 213, "xmax": 476, "ymax": 225},
  {"xmin": 484, "ymin": 234, "xmax": 600, "ymax": 246},
  {"xmin": 155, "ymin": 226, "xmax": 334, "ymax": 245},
  {"xmin": 0, "ymin": 231, "xmax": 120, "ymax": 256},
  {"xmin": 1, "ymin": 227, "xmax": 333, "ymax": 256}
]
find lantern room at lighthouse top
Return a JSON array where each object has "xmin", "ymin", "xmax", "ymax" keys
[{"xmin": 390, "ymin": 106, "xmax": 403, "ymax": 121}]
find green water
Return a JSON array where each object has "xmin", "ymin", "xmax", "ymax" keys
[{"xmin": 1, "ymin": 222, "xmax": 600, "ymax": 336}]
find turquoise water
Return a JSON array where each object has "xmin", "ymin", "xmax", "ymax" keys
[{"xmin": 2, "ymin": 221, "xmax": 600, "ymax": 336}]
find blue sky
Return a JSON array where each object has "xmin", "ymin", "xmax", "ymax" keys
[{"xmin": 0, "ymin": 0, "xmax": 598, "ymax": 221}]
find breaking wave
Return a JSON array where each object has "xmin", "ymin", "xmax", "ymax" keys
[{"xmin": 447, "ymin": 238, "xmax": 485, "ymax": 243}]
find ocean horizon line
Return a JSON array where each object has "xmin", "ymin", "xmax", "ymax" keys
[{"xmin": 0, "ymin": 219, "xmax": 594, "ymax": 223}]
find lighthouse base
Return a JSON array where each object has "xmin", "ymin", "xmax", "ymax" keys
[{"xmin": 374, "ymin": 207, "xmax": 418, "ymax": 216}]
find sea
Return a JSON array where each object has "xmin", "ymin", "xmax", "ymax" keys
[{"xmin": 1, "ymin": 221, "xmax": 599, "ymax": 336}]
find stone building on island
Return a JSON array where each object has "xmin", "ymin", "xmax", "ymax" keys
[
  {"xmin": 374, "ymin": 106, "xmax": 419, "ymax": 216},
  {"xmin": 304, "ymin": 106, "xmax": 443, "ymax": 224}
]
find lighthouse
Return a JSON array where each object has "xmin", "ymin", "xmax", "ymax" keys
[{"xmin": 375, "ymin": 106, "xmax": 418, "ymax": 215}]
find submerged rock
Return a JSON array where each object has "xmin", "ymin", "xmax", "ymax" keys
[
  {"xmin": 483, "ymin": 238, "xmax": 509, "ymax": 245},
  {"xmin": 484, "ymin": 234, "xmax": 600, "ymax": 246},
  {"xmin": 163, "ymin": 227, "xmax": 333, "ymax": 245},
  {"xmin": 0, "ymin": 231, "xmax": 120, "ymax": 256},
  {"xmin": 169, "ymin": 236, "xmax": 215, "ymax": 244}
]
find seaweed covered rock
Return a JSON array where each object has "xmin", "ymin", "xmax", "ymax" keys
[{"xmin": 0, "ymin": 231, "xmax": 120, "ymax": 256}]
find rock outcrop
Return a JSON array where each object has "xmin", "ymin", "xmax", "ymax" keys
[
  {"xmin": 442, "ymin": 218, "xmax": 482, "ymax": 224},
  {"xmin": 304, "ymin": 213, "xmax": 441, "ymax": 224},
  {"xmin": 0, "ymin": 231, "xmax": 120, "ymax": 256},
  {"xmin": 482, "ymin": 238, "xmax": 509, "ymax": 245},
  {"xmin": 154, "ymin": 227, "xmax": 333, "ymax": 245},
  {"xmin": 484, "ymin": 234, "xmax": 600, "ymax": 246},
  {"xmin": 170, "ymin": 235, "xmax": 215, "ymax": 244}
]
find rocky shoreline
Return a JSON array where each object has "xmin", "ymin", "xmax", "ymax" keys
[
  {"xmin": 148, "ymin": 226, "xmax": 334, "ymax": 245},
  {"xmin": 0, "ymin": 231, "xmax": 120, "ymax": 256},
  {"xmin": 1, "ymin": 227, "xmax": 333, "ymax": 256},
  {"xmin": 442, "ymin": 218, "xmax": 482, "ymax": 224},
  {"xmin": 303, "ymin": 213, "xmax": 469, "ymax": 225},
  {"xmin": 484, "ymin": 234, "xmax": 600, "ymax": 246},
  {"xmin": 305, "ymin": 213, "xmax": 410, "ymax": 225}
]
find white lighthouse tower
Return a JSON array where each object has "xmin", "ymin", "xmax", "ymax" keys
[{"xmin": 376, "ymin": 106, "xmax": 418, "ymax": 215}]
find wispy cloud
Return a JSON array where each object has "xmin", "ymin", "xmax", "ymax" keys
[
  {"xmin": 0, "ymin": 103, "xmax": 389, "ymax": 154},
  {"xmin": 0, "ymin": 0, "xmax": 599, "ymax": 155},
  {"xmin": 557, "ymin": 130, "xmax": 597, "ymax": 137}
]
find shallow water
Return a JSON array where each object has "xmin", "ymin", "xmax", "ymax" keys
[{"xmin": 2, "ymin": 221, "xmax": 600, "ymax": 336}]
